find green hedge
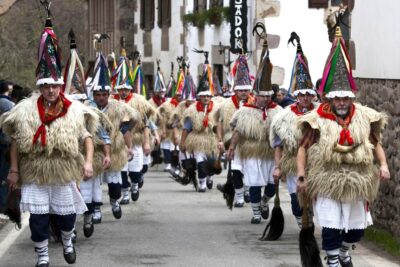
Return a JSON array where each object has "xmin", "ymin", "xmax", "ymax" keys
[{"xmin": 183, "ymin": 7, "xmax": 230, "ymax": 28}]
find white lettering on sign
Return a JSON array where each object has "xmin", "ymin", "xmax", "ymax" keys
[
  {"xmin": 234, "ymin": 1, "xmax": 242, "ymax": 49},
  {"xmin": 235, "ymin": 16, "xmax": 242, "ymax": 26},
  {"xmin": 235, "ymin": 27, "xmax": 242, "ymax": 37},
  {"xmin": 231, "ymin": 0, "xmax": 246, "ymax": 51},
  {"xmin": 235, "ymin": 5, "xmax": 242, "ymax": 16}
]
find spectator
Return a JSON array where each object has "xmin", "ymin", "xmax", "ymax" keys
[
  {"xmin": 276, "ymin": 88, "xmax": 295, "ymax": 108},
  {"xmin": 0, "ymin": 80, "xmax": 15, "ymax": 115},
  {"xmin": 10, "ymin": 85, "xmax": 32, "ymax": 104},
  {"xmin": 0, "ymin": 80, "xmax": 15, "ymax": 213}
]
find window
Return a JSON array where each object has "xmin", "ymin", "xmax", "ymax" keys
[
  {"xmin": 157, "ymin": 0, "xmax": 171, "ymax": 28},
  {"xmin": 193, "ymin": 0, "xmax": 207, "ymax": 13},
  {"xmin": 308, "ymin": 0, "xmax": 328, "ymax": 8},
  {"xmin": 140, "ymin": 0, "xmax": 155, "ymax": 31}
]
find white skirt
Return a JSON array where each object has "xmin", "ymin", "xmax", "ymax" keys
[
  {"xmin": 20, "ymin": 182, "xmax": 87, "ymax": 215},
  {"xmin": 242, "ymin": 158, "xmax": 274, "ymax": 187},
  {"xmin": 122, "ymin": 145, "xmax": 143, "ymax": 172},
  {"xmin": 143, "ymin": 153, "xmax": 152, "ymax": 165},
  {"xmin": 80, "ymin": 176, "xmax": 102, "ymax": 203},
  {"xmin": 160, "ymin": 140, "xmax": 173, "ymax": 150},
  {"xmin": 314, "ymin": 197, "xmax": 373, "ymax": 232},
  {"xmin": 231, "ymin": 149, "xmax": 242, "ymax": 171},
  {"xmin": 102, "ymin": 171, "xmax": 122, "ymax": 184},
  {"xmin": 286, "ymin": 173, "xmax": 297, "ymax": 194}
]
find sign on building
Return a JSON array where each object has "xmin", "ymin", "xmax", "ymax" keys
[{"xmin": 230, "ymin": 0, "xmax": 248, "ymax": 53}]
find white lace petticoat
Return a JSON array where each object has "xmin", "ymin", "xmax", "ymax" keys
[{"xmin": 20, "ymin": 182, "xmax": 88, "ymax": 215}]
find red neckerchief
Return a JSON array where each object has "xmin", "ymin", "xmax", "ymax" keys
[
  {"xmin": 170, "ymin": 98, "xmax": 179, "ymax": 107},
  {"xmin": 152, "ymin": 95, "xmax": 166, "ymax": 107},
  {"xmin": 114, "ymin": 92, "xmax": 133, "ymax": 103},
  {"xmin": 33, "ymin": 93, "xmax": 72, "ymax": 147},
  {"xmin": 317, "ymin": 103, "xmax": 356, "ymax": 146},
  {"xmin": 185, "ymin": 101, "xmax": 192, "ymax": 108},
  {"xmin": 231, "ymin": 95, "xmax": 255, "ymax": 109},
  {"xmin": 196, "ymin": 100, "xmax": 214, "ymax": 128},
  {"xmin": 290, "ymin": 103, "xmax": 314, "ymax": 116},
  {"xmin": 243, "ymin": 102, "xmax": 277, "ymax": 120}
]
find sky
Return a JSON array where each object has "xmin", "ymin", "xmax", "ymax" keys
[{"xmin": 266, "ymin": 0, "xmax": 332, "ymax": 89}]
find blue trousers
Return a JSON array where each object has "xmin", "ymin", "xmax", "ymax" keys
[
  {"xmin": 232, "ymin": 170, "xmax": 244, "ymax": 189},
  {"xmin": 249, "ymin": 183, "xmax": 275, "ymax": 203},
  {"xmin": 163, "ymin": 149, "xmax": 172, "ymax": 164},
  {"xmin": 30, "ymin": 213, "xmax": 76, "ymax": 242},
  {"xmin": 322, "ymin": 228, "xmax": 364, "ymax": 250}
]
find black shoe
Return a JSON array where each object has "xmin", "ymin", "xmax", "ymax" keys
[
  {"xmin": 120, "ymin": 198, "xmax": 129, "ymax": 205},
  {"xmin": 339, "ymin": 257, "xmax": 353, "ymax": 267},
  {"xmin": 261, "ymin": 204, "xmax": 270, "ymax": 219},
  {"xmin": 244, "ymin": 192, "xmax": 250, "ymax": 203},
  {"xmin": 206, "ymin": 179, "xmax": 213, "ymax": 189},
  {"xmin": 198, "ymin": 187, "xmax": 206, "ymax": 193},
  {"xmin": 234, "ymin": 202, "xmax": 244, "ymax": 208},
  {"xmin": 138, "ymin": 179, "xmax": 144, "ymax": 188},
  {"xmin": 63, "ymin": 246, "xmax": 76, "ymax": 264},
  {"xmin": 251, "ymin": 216, "xmax": 261, "ymax": 224},
  {"xmin": 36, "ymin": 261, "xmax": 49, "ymax": 267},
  {"xmin": 131, "ymin": 190, "xmax": 139, "ymax": 201},
  {"xmin": 92, "ymin": 217, "xmax": 102, "ymax": 224},
  {"xmin": 71, "ymin": 230, "xmax": 77, "ymax": 244},
  {"xmin": 112, "ymin": 205, "xmax": 122, "ymax": 219},
  {"xmin": 83, "ymin": 223, "xmax": 94, "ymax": 238}
]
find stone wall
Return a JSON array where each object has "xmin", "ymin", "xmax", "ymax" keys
[
  {"xmin": 0, "ymin": 0, "xmax": 88, "ymax": 88},
  {"xmin": 356, "ymin": 78, "xmax": 400, "ymax": 238}
]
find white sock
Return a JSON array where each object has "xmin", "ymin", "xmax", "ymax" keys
[
  {"xmin": 199, "ymin": 178, "xmax": 206, "ymax": 188},
  {"xmin": 326, "ymin": 249, "xmax": 340, "ymax": 267},
  {"xmin": 234, "ymin": 187, "xmax": 244, "ymax": 203},
  {"xmin": 339, "ymin": 241, "xmax": 353, "ymax": 263},
  {"xmin": 251, "ymin": 202, "xmax": 261, "ymax": 218},
  {"xmin": 34, "ymin": 239, "xmax": 49, "ymax": 264},
  {"xmin": 61, "ymin": 230, "xmax": 74, "ymax": 253}
]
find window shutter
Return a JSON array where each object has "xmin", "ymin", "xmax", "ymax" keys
[
  {"xmin": 158, "ymin": 0, "xmax": 162, "ymax": 28},
  {"xmin": 308, "ymin": 0, "xmax": 328, "ymax": 8},
  {"xmin": 140, "ymin": 0, "xmax": 145, "ymax": 29}
]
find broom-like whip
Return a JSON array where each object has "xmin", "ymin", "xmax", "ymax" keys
[
  {"xmin": 299, "ymin": 177, "xmax": 323, "ymax": 267},
  {"xmin": 259, "ymin": 181, "xmax": 284, "ymax": 241}
]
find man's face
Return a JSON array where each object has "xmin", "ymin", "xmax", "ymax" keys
[
  {"xmin": 174, "ymin": 93, "xmax": 182, "ymax": 102},
  {"xmin": 276, "ymin": 91, "xmax": 285, "ymax": 102},
  {"xmin": 40, "ymin": 84, "xmax": 61, "ymax": 103},
  {"xmin": 118, "ymin": 88, "xmax": 131, "ymax": 99},
  {"xmin": 331, "ymin": 97, "xmax": 353, "ymax": 118},
  {"xmin": 297, "ymin": 93, "xmax": 313, "ymax": 108},
  {"xmin": 235, "ymin": 89, "xmax": 250, "ymax": 101},
  {"xmin": 255, "ymin": 94, "xmax": 272, "ymax": 108},
  {"xmin": 93, "ymin": 91, "xmax": 110, "ymax": 108},
  {"xmin": 199, "ymin": 95, "xmax": 211, "ymax": 106}
]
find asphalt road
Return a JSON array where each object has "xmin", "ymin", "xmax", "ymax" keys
[{"xmin": 0, "ymin": 168, "xmax": 398, "ymax": 267}]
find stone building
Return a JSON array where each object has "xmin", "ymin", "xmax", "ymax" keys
[{"xmin": 310, "ymin": 0, "xmax": 400, "ymax": 238}]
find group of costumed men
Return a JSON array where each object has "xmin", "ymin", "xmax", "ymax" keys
[{"xmin": 0, "ymin": 2, "xmax": 391, "ymax": 266}]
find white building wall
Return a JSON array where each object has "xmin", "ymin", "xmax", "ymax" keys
[
  {"xmin": 185, "ymin": 0, "xmax": 258, "ymax": 85},
  {"xmin": 134, "ymin": 0, "xmax": 258, "ymax": 85},
  {"xmin": 133, "ymin": 0, "xmax": 185, "ymax": 76},
  {"xmin": 352, "ymin": 0, "xmax": 400, "ymax": 79}
]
